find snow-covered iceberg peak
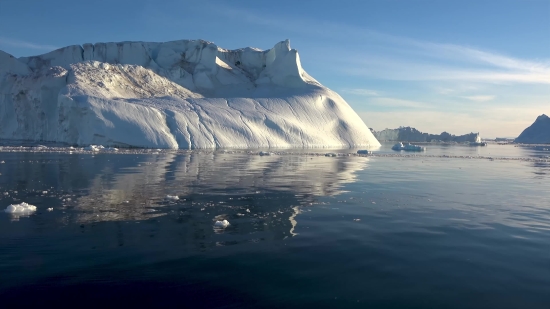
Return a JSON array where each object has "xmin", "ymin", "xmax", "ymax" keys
[
  {"xmin": 13, "ymin": 39, "xmax": 313, "ymax": 92},
  {"xmin": 0, "ymin": 39, "xmax": 380, "ymax": 149}
]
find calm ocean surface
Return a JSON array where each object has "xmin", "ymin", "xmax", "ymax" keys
[{"xmin": 1, "ymin": 144, "xmax": 549, "ymax": 308}]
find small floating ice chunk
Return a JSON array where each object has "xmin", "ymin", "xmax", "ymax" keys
[
  {"xmin": 4, "ymin": 202, "xmax": 37, "ymax": 214},
  {"xmin": 165, "ymin": 195, "xmax": 179, "ymax": 201},
  {"xmin": 391, "ymin": 142, "xmax": 425, "ymax": 151},
  {"xmin": 85, "ymin": 145, "xmax": 105, "ymax": 151},
  {"xmin": 47, "ymin": 207, "xmax": 53, "ymax": 211},
  {"xmin": 214, "ymin": 220, "xmax": 230, "ymax": 228}
]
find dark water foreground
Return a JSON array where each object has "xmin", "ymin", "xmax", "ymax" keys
[{"xmin": 1, "ymin": 146, "xmax": 549, "ymax": 308}]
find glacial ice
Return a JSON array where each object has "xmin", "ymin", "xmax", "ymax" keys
[
  {"xmin": 165, "ymin": 195, "xmax": 179, "ymax": 201},
  {"xmin": 4, "ymin": 202, "xmax": 37, "ymax": 214},
  {"xmin": 214, "ymin": 220, "xmax": 230, "ymax": 228},
  {"xmin": 0, "ymin": 39, "xmax": 380, "ymax": 149}
]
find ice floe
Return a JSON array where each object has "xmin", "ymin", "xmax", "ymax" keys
[
  {"xmin": 4, "ymin": 202, "xmax": 37, "ymax": 214},
  {"xmin": 214, "ymin": 220, "xmax": 230, "ymax": 228}
]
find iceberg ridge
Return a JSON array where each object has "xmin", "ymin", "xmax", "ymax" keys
[{"xmin": 0, "ymin": 39, "xmax": 380, "ymax": 149}]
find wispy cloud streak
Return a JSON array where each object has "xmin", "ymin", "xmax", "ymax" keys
[
  {"xmin": 461, "ymin": 95, "xmax": 495, "ymax": 102},
  {"xmin": 0, "ymin": 37, "xmax": 57, "ymax": 51},
  {"xmin": 205, "ymin": 3, "xmax": 550, "ymax": 85},
  {"xmin": 341, "ymin": 88, "xmax": 379, "ymax": 96}
]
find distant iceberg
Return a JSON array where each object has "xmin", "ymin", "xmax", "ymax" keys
[
  {"xmin": 0, "ymin": 40, "xmax": 380, "ymax": 149},
  {"xmin": 391, "ymin": 142, "xmax": 425, "ymax": 151}
]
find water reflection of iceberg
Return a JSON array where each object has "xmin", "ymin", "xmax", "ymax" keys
[{"xmin": 71, "ymin": 152, "xmax": 369, "ymax": 242}]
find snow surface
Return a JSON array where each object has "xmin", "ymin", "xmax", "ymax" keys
[
  {"xmin": 0, "ymin": 39, "xmax": 380, "ymax": 149},
  {"xmin": 515, "ymin": 114, "xmax": 550, "ymax": 144},
  {"xmin": 4, "ymin": 202, "xmax": 37, "ymax": 214}
]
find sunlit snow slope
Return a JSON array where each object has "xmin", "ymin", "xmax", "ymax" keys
[{"xmin": 0, "ymin": 40, "xmax": 380, "ymax": 148}]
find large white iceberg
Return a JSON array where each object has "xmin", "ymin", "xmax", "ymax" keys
[{"xmin": 0, "ymin": 39, "xmax": 380, "ymax": 149}]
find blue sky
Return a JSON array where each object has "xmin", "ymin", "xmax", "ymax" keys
[{"xmin": 1, "ymin": 0, "xmax": 548, "ymax": 137}]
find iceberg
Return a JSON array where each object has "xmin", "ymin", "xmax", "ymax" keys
[
  {"xmin": 165, "ymin": 195, "xmax": 180, "ymax": 201},
  {"xmin": 214, "ymin": 220, "xmax": 230, "ymax": 228},
  {"xmin": 0, "ymin": 39, "xmax": 380, "ymax": 149},
  {"xmin": 4, "ymin": 202, "xmax": 37, "ymax": 214}
]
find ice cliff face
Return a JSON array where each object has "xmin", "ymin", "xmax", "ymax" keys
[
  {"xmin": 0, "ymin": 39, "xmax": 380, "ymax": 148},
  {"xmin": 515, "ymin": 114, "xmax": 550, "ymax": 144}
]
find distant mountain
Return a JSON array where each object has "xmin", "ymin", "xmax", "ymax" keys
[
  {"xmin": 370, "ymin": 127, "xmax": 480, "ymax": 143},
  {"xmin": 515, "ymin": 114, "xmax": 550, "ymax": 144}
]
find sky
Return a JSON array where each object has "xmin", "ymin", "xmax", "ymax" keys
[{"xmin": 0, "ymin": 0, "xmax": 548, "ymax": 138}]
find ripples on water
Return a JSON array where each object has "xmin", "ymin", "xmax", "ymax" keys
[{"xmin": 0, "ymin": 144, "xmax": 549, "ymax": 308}]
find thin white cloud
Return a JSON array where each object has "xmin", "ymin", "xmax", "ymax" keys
[
  {"xmin": 461, "ymin": 95, "xmax": 495, "ymax": 102},
  {"xmin": 341, "ymin": 88, "xmax": 379, "ymax": 96},
  {"xmin": 203, "ymin": 4, "xmax": 550, "ymax": 85},
  {"xmin": 368, "ymin": 97, "xmax": 431, "ymax": 109},
  {"xmin": 338, "ymin": 58, "xmax": 550, "ymax": 84},
  {"xmin": 433, "ymin": 84, "xmax": 481, "ymax": 95},
  {"xmin": 0, "ymin": 37, "xmax": 57, "ymax": 51}
]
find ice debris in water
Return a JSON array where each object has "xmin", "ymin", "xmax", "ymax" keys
[
  {"xmin": 165, "ymin": 195, "xmax": 179, "ymax": 200},
  {"xmin": 214, "ymin": 220, "xmax": 230, "ymax": 228},
  {"xmin": 4, "ymin": 202, "xmax": 37, "ymax": 213},
  {"xmin": 85, "ymin": 145, "xmax": 104, "ymax": 151},
  {"xmin": 47, "ymin": 208, "xmax": 53, "ymax": 211}
]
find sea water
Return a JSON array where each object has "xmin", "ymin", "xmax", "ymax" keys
[{"xmin": 0, "ymin": 144, "xmax": 549, "ymax": 308}]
